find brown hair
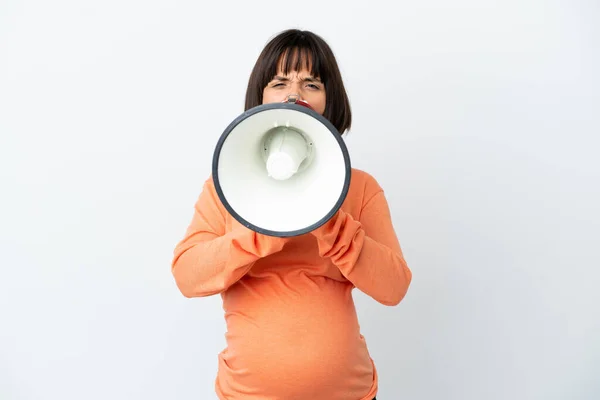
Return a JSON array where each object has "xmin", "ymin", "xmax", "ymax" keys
[{"xmin": 244, "ymin": 29, "xmax": 352, "ymax": 134}]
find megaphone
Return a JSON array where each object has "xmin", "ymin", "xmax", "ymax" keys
[{"xmin": 212, "ymin": 97, "xmax": 351, "ymax": 237}]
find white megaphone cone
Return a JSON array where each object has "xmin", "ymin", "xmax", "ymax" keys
[
  {"xmin": 212, "ymin": 96, "xmax": 351, "ymax": 237},
  {"xmin": 264, "ymin": 94, "xmax": 313, "ymax": 181},
  {"xmin": 265, "ymin": 126, "xmax": 308, "ymax": 180}
]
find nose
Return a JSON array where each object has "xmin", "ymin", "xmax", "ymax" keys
[
  {"xmin": 284, "ymin": 93, "xmax": 301, "ymax": 103},
  {"xmin": 282, "ymin": 80, "xmax": 306, "ymax": 103}
]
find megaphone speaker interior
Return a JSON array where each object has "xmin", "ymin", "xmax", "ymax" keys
[{"xmin": 212, "ymin": 102, "xmax": 351, "ymax": 237}]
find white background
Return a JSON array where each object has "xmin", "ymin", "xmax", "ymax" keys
[{"xmin": 1, "ymin": 1, "xmax": 599, "ymax": 399}]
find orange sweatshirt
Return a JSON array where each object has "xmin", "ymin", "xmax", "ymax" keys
[{"xmin": 171, "ymin": 168, "xmax": 412, "ymax": 400}]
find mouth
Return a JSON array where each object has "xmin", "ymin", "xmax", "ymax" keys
[{"xmin": 284, "ymin": 97, "xmax": 313, "ymax": 110}]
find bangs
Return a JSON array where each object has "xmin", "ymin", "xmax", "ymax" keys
[
  {"xmin": 259, "ymin": 40, "xmax": 330, "ymax": 88},
  {"xmin": 276, "ymin": 46, "xmax": 324, "ymax": 81}
]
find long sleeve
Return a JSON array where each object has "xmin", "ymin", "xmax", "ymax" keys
[
  {"xmin": 171, "ymin": 177, "xmax": 288, "ymax": 298},
  {"xmin": 311, "ymin": 189, "xmax": 412, "ymax": 306}
]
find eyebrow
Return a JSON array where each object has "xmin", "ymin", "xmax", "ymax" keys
[{"xmin": 273, "ymin": 75, "xmax": 322, "ymax": 83}]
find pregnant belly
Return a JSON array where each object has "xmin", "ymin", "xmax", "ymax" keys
[{"xmin": 216, "ymin": 275, "xmax": 376, "ymax": 400}]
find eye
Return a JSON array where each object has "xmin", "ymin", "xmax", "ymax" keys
[{"xmin": 307, "ymin": 83, "xmax": 321, "ymax": 90}]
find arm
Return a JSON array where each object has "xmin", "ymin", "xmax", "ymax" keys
[
  {"xmin": 311, "ymin": 190, "xmax": 412, "ymax": 306},
  {"xmin": 171, "ymin": 178, "xmax": 288, "ymax": 298}
]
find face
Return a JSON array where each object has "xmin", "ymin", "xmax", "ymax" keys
[{"xmin": 262, "ymin": 69, "xmax": 326, "ymax": 115}]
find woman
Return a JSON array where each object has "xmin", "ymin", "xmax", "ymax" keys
[{"xmin": 171, "ymin": 29, "xmax": 412, "ymax": 400}]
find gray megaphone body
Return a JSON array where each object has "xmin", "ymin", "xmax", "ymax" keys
[{"xmin": 212, "ymin": 96, "xmax": 351, "ymax": 237}]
